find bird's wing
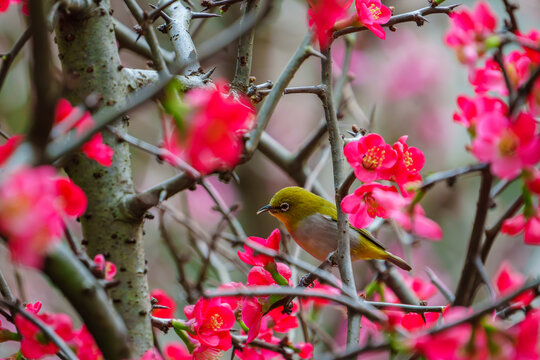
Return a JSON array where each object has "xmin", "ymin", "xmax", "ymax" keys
[{"xmin": 320, "ymin": 215, "xmax": 387, "ymax": 251}]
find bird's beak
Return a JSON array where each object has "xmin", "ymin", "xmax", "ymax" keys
[{"xmin": 256, "ymin": 204, "xmax": 274, "ymax": 215}]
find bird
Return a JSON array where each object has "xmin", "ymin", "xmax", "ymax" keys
[{"xmin": 257, "ymin": 186, "xmax": 411, "ymax": 271}]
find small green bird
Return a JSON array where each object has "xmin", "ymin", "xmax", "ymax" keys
[{"xmin": 257, "ymin": 186, "xmax": 411, "ymax": 271}]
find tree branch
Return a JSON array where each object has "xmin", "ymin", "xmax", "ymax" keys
[
  {"xmin": 0, "ymin": 27, "xmax": 31, "ymax": 94},
  {"xmin": 454, "ymin": 166, "xmax": 493, "ymax": 306},
  {"xmin": 334, "ymin": 4, "xmax": 460, "ymax": 38}
]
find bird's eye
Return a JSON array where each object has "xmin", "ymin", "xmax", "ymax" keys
[{"xmin": 280, "ymin": 202, "xmax": 290, "ymax": 212}]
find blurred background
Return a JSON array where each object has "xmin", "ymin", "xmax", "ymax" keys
[{"xmin": 1, "ymin": 0, "xmax": 540, "ymax": 357}]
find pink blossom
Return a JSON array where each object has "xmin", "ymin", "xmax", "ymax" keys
[
  {"xmin": 453, "ymin": 95, "xmax": 507, "ymax": 132},
  {"xmin": 15, "ymin": 303, "xmax": 75, "ymax": 360},
  {"xmin": 0, "ymin": 166, "xmax": 87, "ymax": 267},
  {"xmin": 444, "ymin": 1, "xmax": 497, "ymax": 65},
  {"xmin": 93, "ymin": 254, "xmax": 117, "ymax": 281},
  {"xmin": 400, "ymin": 312, "xmax": 440, "ymax": 332},
  {"xmin": 355, "ymin": 0, "xmax": 391, "ymax": 40},
  {"xmin": 183, "ymin": 82, "xmax": 255, "ymax": 174},
  {"xmin": 73, "ymin": 325, "xmax": 103, "ymax": 360},
  {"xmin": 0, "ymin": 135, "xmax": 23, "ymax": 166},
  {"xmin": 469, "ymin": 51, "xmax": 531, "ymax": 95},
  {"xmin": 247, "ymin": 263, "xmax": 292, "ymax": 286},
  {"xmin": 185, "ymin": 298, "xmax": 235, "ymax": 351},
  {"xmin": 267, "ymin": 303, "xmax": 298, "ymax": 333},
  {"xmin": 241, "ymin": 297, "xmax": 263, "ymax": 343},
  {"xmin": 502, "ymin": 211, "xmax": 540, "ymax": 245},
  {"xmin": 238, "ymin": 229, "xmax": 281, "ymax": 267},
  {"xmin": 307, "ymin": 0, "xmax": 353, "ymax": 49},
  {"xmin": 296, "ymin": 342, "xmax": 314, "ymax": 359},
  {"xmin": 0, "ymin": 0, "xmax": 26, "ymax": 14},
  {"xmin": 472, "ymin": 111, "xmax": 540, "ymax": 179},
  {"xmin": 341, "ymin": 183, "xmax": 397, "ymax": 228},
  {"xmin": 412, "ymin": 307, "xmax": 473, "ymax": 360},
  {"xmin": 382, "ymin": 136, "xmax": 425, "ymax": 189},
  {"xmin": 140, "ymin": 349, "xmax": 163, "ymax": 360},
  {"xmin": 493, "ymin": 261, "xmax": 534, "ymax": 306},
  {"xmin": 150, "ymin": 289, "xmax": 176, "ymax": 319},
  {"xmin": 512, "ymin": 310, "xmax": 540, "ymax": 359},
  {"xmin": 164, "ymin": 343, "xmax": 191, "ymax": 360},
  {"xmin": 216, "ymin": 282, "xmax": 244, "ymax": 311},
  {"xmin": 54, "ymin": 99, "xmax": 113, "ymax": 167},
  {"xmin": 518, "ymin": 29, "xmax": 540, "ymax": 64},
  {"xmin": 344, "ymin": 133, "xmax": 397, "ymax": 183},
  {"xmin": 372, "ymin": 188, "xmax": 443, "ymax": 240}
]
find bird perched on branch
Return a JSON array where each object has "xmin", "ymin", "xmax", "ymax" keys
[{"xmin": 257, "ymin": 186, "xmax": 411, "ymax": 271}]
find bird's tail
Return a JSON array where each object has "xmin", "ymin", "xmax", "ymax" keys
[{"xmin": 384, "ymin": 252, "xmax": 412, "ymax": 271}]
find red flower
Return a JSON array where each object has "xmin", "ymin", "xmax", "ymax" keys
[
  {"xmin": 246, "ymin": 263, "xmax": 292, "ymax": 286},
  {"xmin": 151, "ymin": 289, "xmax": 176, "ymax": 319},
  {"xmin": 241, "ymin": 297, "xmax": 263, "ymax": 343},
  {"xmin": 267, "ymin": 303, "xmax": 298, "ymax": 333},
  {"xmin": 0, "ymin": 135, "xmax": 23, "ymax": 166},
  {"xmin": 355, "ymin": 0, "xmax": 391, "ymax": 40},
  {"xmin": 502, "ymin": 211, "xmax": 540, "ymax": 245},
  {"xmin": 400, "ymin": 312, "xmax": 440, "ymax": 332},
  {"xmin": 444, "ymin": 1, "xmax": 497, "ymax": 65},
  {"xmin": 341, "ymin": 183, "xmax": 397, "ymax": 228},
  {"xmin": 493, "ymin": 261, "xmax": 534, "ymax": 306},
  {"xmin": 453, "ymin": 95, "xmax": 507, "ymax": 132},
  {"xmin": 296, "ymin": 342, "xmax": 314, "ymax": 359},
  {"xmin": 472, "ymin": 111, "xmax": 540, "ymax": 179},
  {"xmin": 412, "ymin": 307, "xmax": 473, "ymax": 360},
  {"xmin": 344, "ymin": 133, "xmax": 397, "ymax": 183},
  {"xmin": 307, "ymin": 0, "xmax": 353, "ymax": 49},
  {"xmin": 164, "ymin": 343, "xmax": 191, "ymax": 360},
  {"xmin": 93, "ymin": 254, "xmax": 117, "ymax": 281},
  {"xmin": 0, "ymin": 166, "xmax": 87, "ymax": 267},
  {"xmin": 185, "ymin": 298, "xmax": 235, "ymax": 351},
  {"xmin": 372, "ymin": 188, "xmax": 443, "ymax": 240},
  {"xmin": 183, "ymin": 82, "xmax": 255, "ymax": 174},
  {"xmin": 53, "ymin": 99, "xmax": 113, "ymax": 167},
  {"xmin": 470, "ymin": 51, "xmax": 531, "ymax": 95},
  {"xmin": 382, "ymin": 136, "xmax": 425, "ymax": 189},
  {"xmin": 238, "ymin": 229, "xmax": 281, "ymax": 267},
  {"xmin": 73, "ymin": 325, "xmax": 103, "ymax": 360},
  {"xmin": 0, "ymin": 0, "xmax": 26, "ymax": 14},
  {"xmin": 15, "ymin": 303, "xmax": 75, "ymax": 360},
  {"xmin": 512, "ymin": 310, "xmax": 540, "ymax": 359}
]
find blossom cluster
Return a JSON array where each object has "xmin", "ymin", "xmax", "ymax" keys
[
  {"xmin": 0, "ymin": 0, "xmax": 27, "ymax": 14},
  {"xmin": 360, "ymin": 262, "xmax": 540, "ymax": 359},
  {"xmin": 307, "ymin": 0, "xmax": 391, "ymax": 49},
  {"xmin": 341, "ymin": 133, "xmax": 443, "ymax": 241},
  {"xmin": 445, "ymin": 1, "xmax": 540, "ymax": 244},
  {"xmin": 0, "ymin": 98, "xmax": 114, "ymax": 267},
  {"xmin": 149, "ymin": 229, "xmax": 314, "ymax": 359},
  {"xmin": 160, "ymin": 81, "xmax": 255, "ymax": 175}
]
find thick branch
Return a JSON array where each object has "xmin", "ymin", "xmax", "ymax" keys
[{"xmin": 44, "ymin": 244, "xmax": 130, "ymax": 359}]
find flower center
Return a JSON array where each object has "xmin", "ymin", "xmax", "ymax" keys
[
  {"xmin": 369, "ymin": 4, "xmax": 382, "ymax": 19},
  {"xmin": 210, "ymin": 313, "xmax": 224, "ymax": 330},
  {"xmin": 498, "ymin": 131, "xmax": 519, "ymax": 157},
  {"xmin": 363, "ymin": 193, "xmax": 380, "ymax": 217},
  {"xmin": 362, "ymin": 147, "xmax": 386, "ymax": 170},
  {"xmin": 403, "ymin": 150, "xmax": 416, "ymax": 172}
]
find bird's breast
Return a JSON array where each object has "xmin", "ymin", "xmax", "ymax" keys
[{"xmin": 290, "ymin": 214, "xmax": 340, "ymax": 261}]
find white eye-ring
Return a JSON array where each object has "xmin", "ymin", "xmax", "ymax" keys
[{"xmin": 280, "ymin": 202, "xmax": 290, "ymax": 212}]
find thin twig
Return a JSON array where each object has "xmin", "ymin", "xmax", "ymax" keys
[
  {"xmin": 425, "ymin": 266, "xmax": 455, "ymax": 303},
  {"xmin": 0, "ymin": 27, "xmax": 31, "ymax": 94},
  {"xmin": 421, "ymin": 163, "xmax": 487, "ymax": 191},
  {"xmin": 474, "ymin": 256, "xmax": 496, "ymax": 301},
  {"xmin": 481, "ymin": 195, "xmax": 523, "ymax": 262}
]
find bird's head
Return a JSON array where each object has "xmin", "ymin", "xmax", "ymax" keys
[{"xmin": 257, "ymin": 186, "xmax": 329, "ymax": 229}]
